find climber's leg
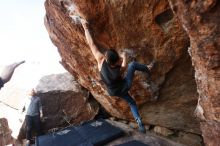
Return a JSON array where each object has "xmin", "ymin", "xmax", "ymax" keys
[
  {"xmin": 124, "ymin": 60, "xmax": 158, "ymax": 101},
  {"xmin": 33, "ymin": 115, "xmax": 42, "ymax": 136},
  {"xmin": 26, "ymin": 115, "xmax": 33, "ymax": 142},
  {"xmin": 119, "ymin": 93, "xmax": 146, "ymax": 133},
  {"xmin": 124, "ymin": 61, "xmax": 150, "ymax": 90}
]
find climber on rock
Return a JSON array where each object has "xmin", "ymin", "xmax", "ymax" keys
[
  {"xmin": 80, "ymin": 18, "xmax": 155, "ymax": 133},
  {"xmin": 0, "ymin": 60, "xmax": 25, "ymax": 90}
]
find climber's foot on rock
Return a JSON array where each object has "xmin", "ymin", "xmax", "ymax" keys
[
  {"xmin": 136, "ymin": 118, "xmax": 146, "ymax": 134},
  {"xmin": 138, "ymin": 125, "xmax": 146, "ymax": 134}
]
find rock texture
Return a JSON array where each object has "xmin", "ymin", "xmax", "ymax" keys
[
  {"xmin": 0, "ymin": 118, "xmax": 12, "ymax": 146},
  {"xmin": 170, "ymin": 132, "xmax": 203, "ymax": 146},
  {"xmin": 168, "ymin": 1, "xmax": 220, "ymax": 145},
  {"xmin": 36, "ymin": 72, "xmax": 99, "ymax": 130},
  {"xmin": 154, "ymin": 126, "xmax": 174, "ymax": 137},
  {"xmin": 44, "ymin": 0, "xmax": 199, "ymax": 134},
  {"xmin": 140, "ymin": 51, "xmax": 200, "ymax": 134},
  {"xmin": 106, "ymin": 119, "xmax": 185, "ymax": 146}
]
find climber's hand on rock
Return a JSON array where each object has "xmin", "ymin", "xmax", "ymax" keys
[
  {"xmin": 80, "ymin": 18, "xmax": 89, "ymax": 29},
  {"xmin": 147, "ymin": 60, "xmax": 156, "ymax": 70}
]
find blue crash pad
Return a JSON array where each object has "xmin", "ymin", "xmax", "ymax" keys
[
  {"xmin": 116, "ymin": 140, "xmax": 150, "ymax": 146},
  {"xmin": 75, "ymin": 119, "xmax": 124, "ymax": 146}
]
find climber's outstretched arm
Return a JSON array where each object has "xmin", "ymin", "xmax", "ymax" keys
[
  {"xmin": 81, "ymin": 19, "xmax": 104, "ymax": 67},
  {"xmin": 0, "ymin": 60, "xmax": 25, "ymax": 86}
]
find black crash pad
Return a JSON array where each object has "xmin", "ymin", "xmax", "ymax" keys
[
  {"xmin": 35, "ymin": 127, "xmax": 93, "ymax": 146},
  {"xmin": 36, "ymin": 119, "xmax": 123, "ymax": 146},
  {"xmin": 116, "ymin": 140, "xmax": 150, "ymax": 146},
  {"xmin": 75, "ymin": 119, "xmax": 124, "ymax": 146}
]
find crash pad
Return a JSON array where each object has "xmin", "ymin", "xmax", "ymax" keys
[
  {"xmin": 35, "ymin": 127, "xmax": 93, "ymax": 146},
  {"xmin": 36, "ymin": 119, "xmax": 123, "ymax": 146},
  {"xmin": 75, "ymin": 119, "xmax": 124, "ymax": 146}
]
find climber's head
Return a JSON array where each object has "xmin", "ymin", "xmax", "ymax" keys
[
  {"xmin": 29, "ymin": 88, "xmax": 36, "ymax": 96},
  {"xmin": 105, "ymin": 49, "xmax": 119, "ymax": 66}
]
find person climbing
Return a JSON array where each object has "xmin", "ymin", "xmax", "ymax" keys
[
  {"xmin": 22, "ymin": 88, "xmax": 43, "ymax": 146},
  {"xmin": 80, "ymin": 18, "xmax": 155, "ymax": 133},
  {"xmin": 0, "ymin": 60, "xmax": 25, "ymax": 90}
]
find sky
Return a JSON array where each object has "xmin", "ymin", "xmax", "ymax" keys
[
  {"xmin": 0, "ymin": 0, "xmax": 66, "ymax": 88},
  {"xmin": 0, "ymin": 0, "xmax": 68, "ymax": 131}
]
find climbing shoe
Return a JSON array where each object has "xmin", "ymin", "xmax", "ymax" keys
[{"xmin": 136, "ymin": 118, "xmax": 146, "ymax": 133}]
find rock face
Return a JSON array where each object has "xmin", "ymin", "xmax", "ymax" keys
[
  {"xmin": 44, "ymin": 0, "xmax": 199, "ymax": 135},
  {"xmin": 153, "ymin": 126, "xmax": 174, "ymax": 137},
  {"xmin": 36, "ymin": 72, "xmax": 99, "ymax": 130},
  {"xmin": 168, "ymin": 1, "xmax": 220, "ymax": 145},
  {"xmin": 103, "ymin": 119, "xmax": 185, "ymax": 146},
  {"xmin": 18, "ymin": 72, "xmax": 99, "ymax": 139}
]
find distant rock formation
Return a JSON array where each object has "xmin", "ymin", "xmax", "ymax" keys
[{"xmin": 44, "ymin": 0, "xmax": 200, "ymax": 136}]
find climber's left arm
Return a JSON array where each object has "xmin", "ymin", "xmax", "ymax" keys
[{"xmin": 120, "ymin": 51, "xmax": 127, "ymax": 68}]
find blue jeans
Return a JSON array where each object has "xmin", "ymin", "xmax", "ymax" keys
[{"xmin": 119, "ymin": 61, "xmax": 150, "ymax": 120}]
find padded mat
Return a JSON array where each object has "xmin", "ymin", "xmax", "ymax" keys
[
  {"xmin": 74, "ymin": 119, "xmax": 124, "ymax": 146},
  {"xmin": 116, "ymin": 140, "xmax": 150, "ymax": 146},
  {"xmin": 36, "ymin": 119, "xmax": 123, "ymax": 146},
  {"xmin": 36, "ymin": 127, "xmax": 93, "ymax": 146}
]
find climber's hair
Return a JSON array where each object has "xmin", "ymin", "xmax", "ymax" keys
[{"xmin": 105, "ymin": 49, "xmax": 119, "ymax": 65}]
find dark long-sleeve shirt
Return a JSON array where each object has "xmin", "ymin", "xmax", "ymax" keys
[{"xmin": 23, "ymin": 96, "xmax": 42, "ymax": 116}]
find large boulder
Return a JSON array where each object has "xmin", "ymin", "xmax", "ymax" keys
[
  {"xmin": 168, "ymin": 1, "xmax": 220, "ymax": 145},
  {"xmin": 35, "ymin": 72, "xmax": 99, "ymax": 130},
  {"xmin": 44, "ymin": 0, "xmax": 200, "ymax": 134}
]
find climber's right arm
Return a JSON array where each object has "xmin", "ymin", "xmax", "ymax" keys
[{"xmin": 81, "ymin": 19, "xmax": 104, "ymax": 66}]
